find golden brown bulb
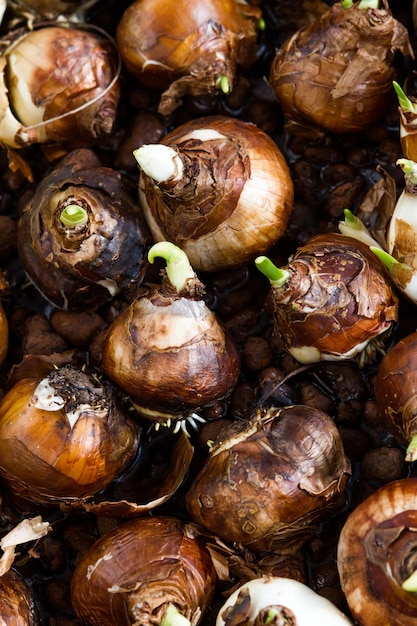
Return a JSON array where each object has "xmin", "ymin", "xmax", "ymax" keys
[
  {"xmin": 101, "ymin": 242, "xmax": 240, "ymax": 424},
  {"xmin": 135, "ymin": 115, "xmax": 294, "ymax": 273},
  {"xmin": 116, "ymin": 0, "xmax": 261, "ymax": 115},
  {"xmin": 259, "ymin": 233, "xmax": 398, "ymax": 365},
  {"xmin": 374, "ymin": 330, "xmax": 417, "ymax": 462},
  {"xmin": 0, "ymin": 365, "xmax": 140, "ymax": 507}
]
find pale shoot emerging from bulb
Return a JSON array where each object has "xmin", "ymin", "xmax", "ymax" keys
[
  {"xmin": 160, "ymin": 603, "xmax": 191, "ymax": 626},
  {"xmin": 148, "ymin": 241, "xmax": 196, "ymax": 293},
  {"xmin": 255, "ymin": 256, "xmax": 290, "ymax": 287},
  {"xmin": 60, "ymin": 204, "xmax": 88, "ymax": 228},
  {"xmin": 338, "ymin": 208, "xmax": 382, "ymax": 249},
  {"xmin": 133, "ymin": 144, "xmax": 184, "ymax": 184},
  {"xmin": 405, "ymin": 435, "xmax": 417, "ymax": 463}
]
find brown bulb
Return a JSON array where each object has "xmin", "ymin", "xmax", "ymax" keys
[
  {"xmin": 71, "ymin": 516, "xmax": 217, "ymax": 626},
  {"xmin": 18, "ymin": 149, "xmax": 150, "ymax": 311},
  {"xmin": 338, "ymin": 478, "xmax": 417, "ymax": 625},
  {"xmin": 0, "ymin": 365, "xmax": 140, "ymax": 507},
  {"xmin": 269, "ymin": 1, "xmax": 412, "ymax": 133},
  {"xmin": 186, "ymin": 405, "xmax": 351, "ymax": 553}
]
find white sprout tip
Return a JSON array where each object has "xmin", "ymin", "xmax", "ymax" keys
[{"xmin": 133, "ymin": 144, "xmax": 183, "ymax": 184}]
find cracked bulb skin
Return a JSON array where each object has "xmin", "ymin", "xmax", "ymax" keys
[
  {"xmin": 186, "ymin": 406, "xmax": 351, "ymax": 554},
  {"xmin": 268, "ymin": 233, "xmax": 399, "ymax": 365},
  {"xmin": 0, "ymin": 365, "xmax": 140, "ymax": 508}
]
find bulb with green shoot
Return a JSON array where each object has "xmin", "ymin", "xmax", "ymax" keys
[
  {"xmin": 351, "ymin": 158, "xmax": 417, "ymax": 306},
  {"xmin": 101, "ymin": 241, "xmax": 240, "ymax": 431},
  {"xmin": 255, "ymin": 232, "xmax": 398, "ymax": 366},
  {"xmin": 17, "ymin": 148, "xmax": 150, "ymax": 311}
]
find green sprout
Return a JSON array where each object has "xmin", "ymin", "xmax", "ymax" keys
[
  {"xmin": 60, "ymin": 204, "xmax": 88, "ymax": 228},
  {"xmin": 370, "ymin": 247, "xmax": 402, "ymax": 272},
  {"xmin": 216, "ymin": 75, "xmax": 230, "ymax": 94},
  {"xmin": 148, "ymin": 241, "xmax": 195, "ymax": 293},
  {"xmin": 255, "ymin": 256, "xmax": 290, "ymax": 287},
  {"xmin": 257, "ymin": 17, "xmax": 266, "ymax": 31},
  {"xmin": 393, "ymin": 81, "xmax": 417, "ymax": 113}
]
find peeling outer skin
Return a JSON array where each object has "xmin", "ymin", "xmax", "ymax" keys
[
  {"xmin": 374, "ymin": 330, "xmax": 417, "ymax": 446},
  {"xmin": 270, "ymin": 233, "xmax": 399, "ymax": 364},
  {"xmin": 338, "ymin": 479, "xmax": 417, "ymax": 626},
  {"xmin": 0, "ymin": 25, "xmax": 120, "ymax": 148},
  {"xmin": 17, "ymin": 148, "xmax": 150, "ymax": 311},
  {"xmin": 116, "ymin": 0, "xmax": 261, "ymax": 114},
  {"xmin": 1, "ymin": 25, "xmax": 120, "ymax": 147},
  {"xmin": 139, "ymin": 116, "xmax": 294, "ymax": 272},
  {"xmin": 70, "ymin": 516, "xmax": 217, "ymax": 626},
  {"xmin": 269, "ymin": 0, "xmax": 413, "ymax": 134},
  {"xmin": 186, "ymin": 406, "xmax": 351, "ymax": 554}
]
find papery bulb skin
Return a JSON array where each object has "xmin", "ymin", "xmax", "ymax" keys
[
  {"xmin": 0, "ymin": 568, "xmax": 40, "ymax": 626},
  {"xmin": 186, "ymin": 405, "xmax": 351, "ymax": 554},
  {"xmin": 216, "ymin": 576, "xmax": 353, "ymax": 626},
  {"xmin": 17, "ymin": 149, "xmax": 150, "ymax": 311},
  {"xmin": 374, "ymin": 331, "xmax": 417, "ymax": 461},
  {"xmin": 338, "ymin": 479, "xmax": 417, "ymax": 626},
  {"xmin": 0, "ymin": 24, "xmax": 120, "ymax": 148},
  {"xmin": 101, "ymin": 244, "xmax": 240, "ymax": 422},
  {"xmin": 116, "ymin": 0, "xmax": 261, "ymax": 115},
  {"xmin": 136, "ymin": 115, "xmax": 293, "ymax": 273},
  {"xmin": 71, "ymin": 515, "xmax": 217, "ymax": 626},
  {"xmin": 261, "ymin": 233, "xmax": 398, "ymax": 365},
  {"xmin": 0, "ymin": 364, "xmax": 140, "ymax": 507},
  {"xmin": 269, "ymin": 0, "xmax": 413, "ymax": 134}
]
